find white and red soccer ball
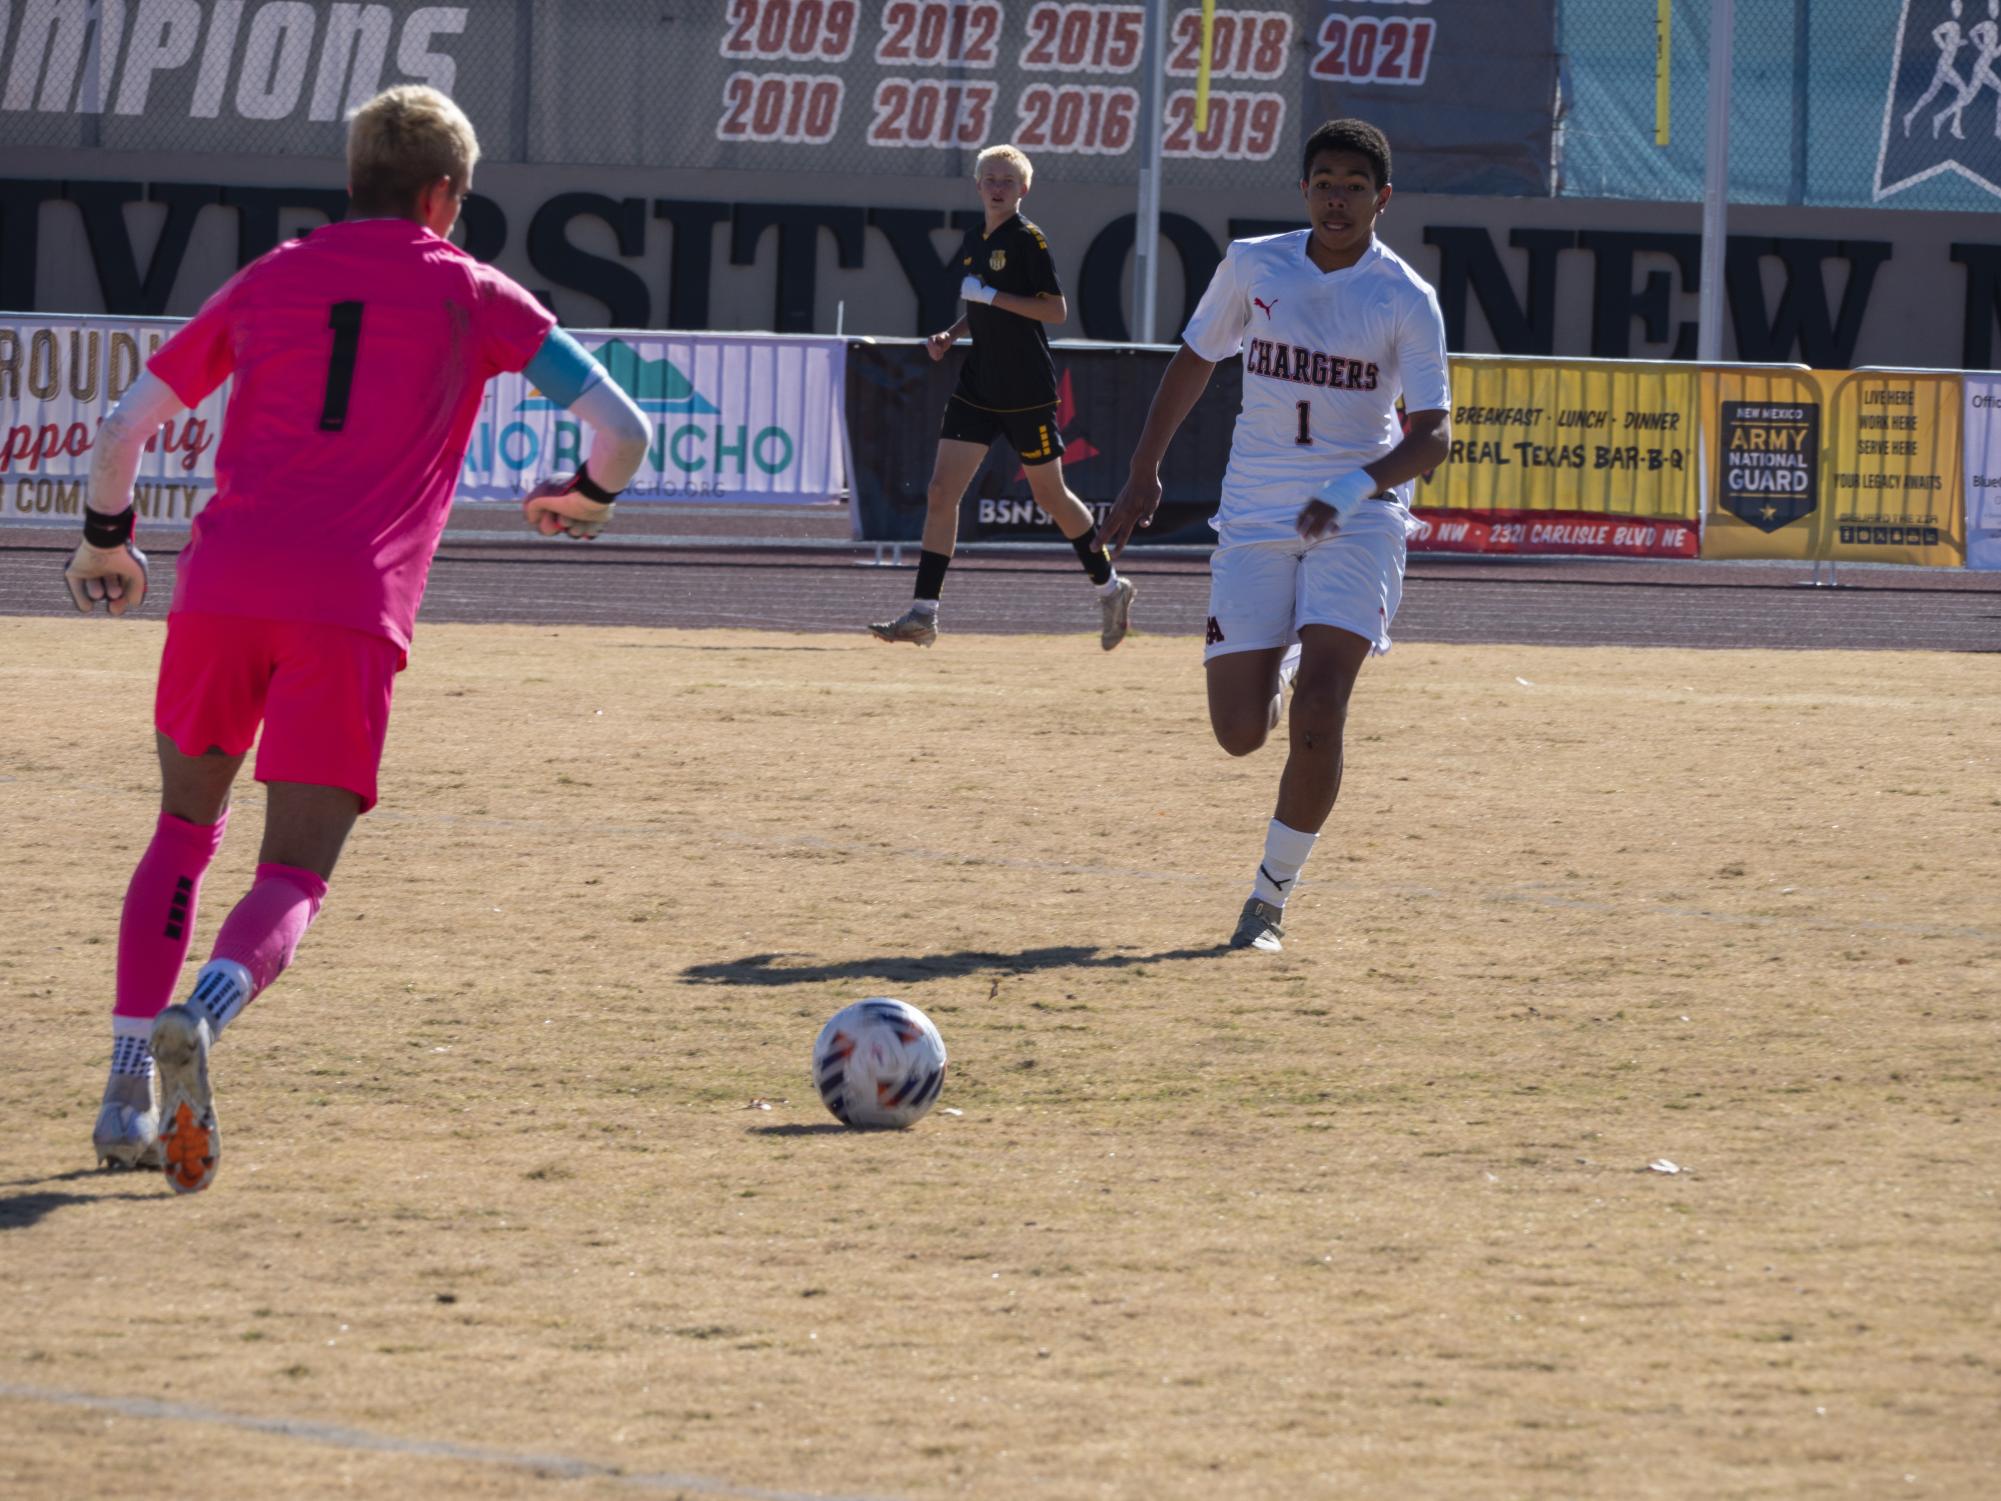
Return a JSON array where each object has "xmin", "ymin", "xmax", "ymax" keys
[{"xmin": 811, "ymin": 998, "xmax": 947, "ymax": 1128}]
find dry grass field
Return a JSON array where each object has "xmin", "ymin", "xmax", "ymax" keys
[{"xmin": 2, "ymin": 619, "xmax": 1997, "ymax": 1500}]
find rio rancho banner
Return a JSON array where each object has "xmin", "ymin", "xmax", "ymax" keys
[
  {"xmin": 1701, "ymin": 368, "xmax": 1966, "ymax": 567},
  {"xmin": 0, "ymin": 316, "xmax": 847, "ymax": 524},
  {"xmin": 1411, "ymin": 357, "xmax": 1701, "ymax": 558},
  {"xmin": 463, "ymin": 332, "xmax": 849, "ymax": 504}
]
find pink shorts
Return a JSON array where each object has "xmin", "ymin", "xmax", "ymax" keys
[{"xmin": 155, "ymin": 611, "xmax": 405, "ymax": 813}]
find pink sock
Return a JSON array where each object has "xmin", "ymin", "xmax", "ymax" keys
[
  {"xmin": 114, "ymin": 811, "xmax": 229, "ymax": 1023},
  {"xmin": 205, "ymin": 863, "xmax": 330, "ymax": 1014}
]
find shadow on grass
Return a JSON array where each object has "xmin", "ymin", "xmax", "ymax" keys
[
  {"xmin": 0, "ymin": 1175, "xmax": 159, "ymax": 1230},
  {"xmin": 682, "ymin": 943, "xmax": 1234, "ymax": 987},
  {"xmin": 746, "ymin": 1123, "xmax": 860, "ymax": 1137}
]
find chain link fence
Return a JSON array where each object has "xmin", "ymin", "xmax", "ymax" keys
[{"xmin": 1559, "ymin": 0, "xmax": 2001, "ymax": 212}]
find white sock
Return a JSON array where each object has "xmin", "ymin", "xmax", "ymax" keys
[
  {"xmin": 910, "ymin": 598, "xmax": 939, "ymax": 617},
  {"xmin": 186, "ymin": 959, "xmax": 254, "ymax": 1038},
  {"xmin": 110, "ymin": 1015, "xmax": 154, "ymax": 1079},
  {"xmin": 1252, "ymin": 818, "xmax": 1318, "ymax": 907},
  {"xmin": 1094, "ymin": 571, "xmax": 1123, "ymax": 597}
]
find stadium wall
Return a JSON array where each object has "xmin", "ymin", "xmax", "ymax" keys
[{"xmin": 13, "ymin": 146, "xmax": 2001, "ymax": 371}]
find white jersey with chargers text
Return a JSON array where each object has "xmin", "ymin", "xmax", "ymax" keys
[{"xmin": 1181, "ymin": 231, "xmax": 1450, "ymax": 543}]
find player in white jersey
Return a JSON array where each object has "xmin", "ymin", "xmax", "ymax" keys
[{"xmin": 1097, "ymin": 119, "xmax": 1452, "ymax": 952}]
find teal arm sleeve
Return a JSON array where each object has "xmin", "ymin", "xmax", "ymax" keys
[{"xmin": 522, "ymin": 327, "xmax": 603, "ymax": 409}]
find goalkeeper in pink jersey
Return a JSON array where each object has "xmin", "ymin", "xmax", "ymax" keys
[{"xmin": 64, "ymin": 85, "xmax": 649, "ymax": 1194}]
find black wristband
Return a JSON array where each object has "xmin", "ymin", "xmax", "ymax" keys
[
  {"xmin": 83, "ymin": 506, "xmax": 135, "ymax": 549},
  {"xmin": 566, "ymin": 466, "xmax": 619, "ymax": 505}
]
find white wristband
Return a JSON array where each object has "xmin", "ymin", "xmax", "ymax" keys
[{"xmin": 1314, "ymin": 468, "xmax": 1378, "ymax": 522}]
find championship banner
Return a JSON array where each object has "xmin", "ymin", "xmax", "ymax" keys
[
  {"xmin": 0, "ymin": 3, "xmax": 1560, "ymax": 196},
  {"xmin": 845, "ymin": 339, "xmax": 1238, "ymax": 546},
  {"xmin": 463, "ymin": 332, "xmax": 849, "ymax": 505},
  {"xmin": 0, "ymin": 315, "xmax": 224, "ymax": 528},
  {"xmin": 1964, "ymin": 374, "xmax": 2001, "ymax": 570},
  {"xmin": 1700, "ymin": 368, "xmax": 1965, "ymax": 566},
  {"xmin": 1411, "ymin": 357, "xmax": 1700, "ymax": 558}
]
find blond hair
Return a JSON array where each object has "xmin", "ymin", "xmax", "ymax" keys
[
  {"xmin": 973, "ymin": 143, "xmax": 1033, "ymax": 191},
  {"xmin": 347, "ymin": 85, "xmax": 479, "ymax": 218}
]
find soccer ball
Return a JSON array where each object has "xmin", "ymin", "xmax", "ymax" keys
[{"xmin": 811, "ymin": 998, "xmax": 948, "ymax": 1128}]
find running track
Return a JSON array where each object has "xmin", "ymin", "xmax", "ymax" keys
[{"xmin": 4, "ymin": 509, "xmax": 1997, "ymax": 652}]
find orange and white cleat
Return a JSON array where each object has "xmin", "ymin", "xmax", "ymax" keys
[{"xmin": 149, "ymin": 1005, "xmax": 219, "ymax": 1194}]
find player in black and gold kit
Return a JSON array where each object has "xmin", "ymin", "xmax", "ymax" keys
[{"xmin": 869, "ymin": 144, "xmax": 1137, "ymax": 650}]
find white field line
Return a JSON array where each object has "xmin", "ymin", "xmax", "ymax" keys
[
  {"xmin": 0, "ymin": 1382, "xmax": 902, "ymax": 1501},
  {"xmin": 2, "ymin": 777, "xmax": 1991, "ymax": 946}
]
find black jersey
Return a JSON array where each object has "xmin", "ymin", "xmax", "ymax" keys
[{"xmin": 952, "ymin": 213, "xmax": 1063, "ymax": 411}]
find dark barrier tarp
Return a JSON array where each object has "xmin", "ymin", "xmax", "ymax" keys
[
  {"xmin": 845, "ymin": 340, "xmax": 1239, "ymax": 547},
  {"xmin": 1305, "ymin": 0, "xmax": 1558, "ymax": 197}
]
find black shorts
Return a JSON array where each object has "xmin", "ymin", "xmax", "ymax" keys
[{"xmin": 939, "ymin": 396, "xmax": 1064, "ymax": 466}]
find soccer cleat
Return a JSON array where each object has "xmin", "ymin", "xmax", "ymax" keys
[
  {"xmin": 1230, "ymin": 896, "xmax": 1286, "ymax": 953},
  {"xmin": 867, "ymin": 606, "xmax": 939, "ymax": 647},
  {"xmin": 150, "ymin": 1005, "xmax": 219, "ymax": 1195},
  {"xmin": 1099, "ymin": 577, "xmax": 1137, "ymax": 651},
  {"xmin": 93, "ymin": 1070, "xmax": 162, "ymax": 1170}
]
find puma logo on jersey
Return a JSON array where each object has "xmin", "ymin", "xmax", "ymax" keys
[
  {"xmin": 1253, "ymin": 296, "xmax": 1278, "ymax": 319},
  {"xmin": 1205, "ymin": 616, "xmax": 1225, "ymax": 645}
]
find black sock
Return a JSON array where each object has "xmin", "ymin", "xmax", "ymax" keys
[
  {"xmin": 915, "ymin": 549, "xmax": 951, "ymax": 602},
  {"xmin": 1069, "ymin": 532, "xmax": 1112, "ymax": 586}
]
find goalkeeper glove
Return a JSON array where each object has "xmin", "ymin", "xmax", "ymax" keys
[
  {"xmin": 960, "ymin": 275, "xmax": 997, "ymax": 305},
  {"xmin": 523, "ymin": 467, "xmax": 618, "ymax": 540},
  {"xmin": 65, "ymin": 507, "xmax": 149, "ymax": 615}
]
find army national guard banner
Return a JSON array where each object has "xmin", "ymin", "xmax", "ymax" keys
[
  {"xmin": 1410, "ymin": 358, "xmax": 1701, "ymax": 559},
  {"xmin": 1701, "ymin": 368, "xmax": 1966, "ymax": 566}
]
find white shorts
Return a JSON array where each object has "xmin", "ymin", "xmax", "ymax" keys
[{"xmin": 1203, "ymin": 518, "xmax": 1409, "ymax": 662}]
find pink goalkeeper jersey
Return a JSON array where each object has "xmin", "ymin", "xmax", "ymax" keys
[{"xmin": 149, "ymin": 219, "xmax": 554, "ymax": 653}]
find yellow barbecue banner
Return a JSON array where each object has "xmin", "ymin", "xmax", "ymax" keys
[{"xmin": 1415, "ymin": 357, "xmax": 1700, "ymax": 557}]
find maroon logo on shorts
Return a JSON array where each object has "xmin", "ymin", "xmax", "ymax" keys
[{"xmin": 1205, "ymin": 616, "xmax": 1225, "ymax": 644}]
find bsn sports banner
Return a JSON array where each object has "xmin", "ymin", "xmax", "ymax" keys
[
  {"xmin": 0, "ymin": 316, "xmax": 223, "ymax": 527},
  {"xmin": 464, "ymin": 333, "xmax": 849, "ymax": 505},
  {"xmin": 844, "ymin": 339, "xmax": 1239, "ymax": 546}
]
